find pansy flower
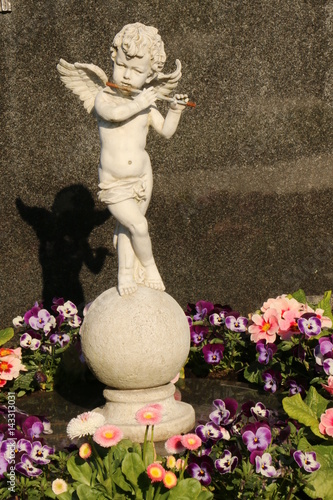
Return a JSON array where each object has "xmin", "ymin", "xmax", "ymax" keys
[
  {"xmin": 30, "ymin": 441, "xmax": 54, "ymax": 464},
  {"xmin": 209, "ymin": 398, "xmax": 238, "ymax": 426},
  {"xmin": 293, "ymin": 451, "xmax": 320, "ymax": 472},
  {"xmin": 225, "ymin": 312, "xmax": 248, "ymax": 332},
  {"xmin": 202, "ymin": 343, "xmax": 224, "ymax": 365},
  {"xmin": 255, "ymin": 452, "xmax": 279, "ymax": 477},
  {"xmin": 262, "ymin": 369, "xmax": 282, "ymax": 393},
  {"xmin": 29, "ymin": 309, "xmax": 51, "ymax": 331},
  {"xmin": 323, "ymin": 358, "xmax": 333, "ymax": 376},
  {"xmin": 20, "ymin": 332, "xmax": 41, "ymax": 351},
  {"xmin": 1, "ymin": 438, "xmax": 32, "ymax": 462},
  {"xmin": 57, "ymin": 300, "xmax": 78, "ymax": 318},
  {"xmin": 209, "ymin": 306, "xmax": 232, "ymax": 326},
  {"xmin": 49, "ymin": 333, "xmax": 70, "ymax": 348},
  {"xmin": 16, "ymin": 454, "xmax": 42, "ymax": 477},
  {"xmin": 286, "ymin": 379, "xmax": 306, "ymax": 397},
  {"xmin": 256, "ymin": 340, "xmax": 277, "ymax": 365},
  {"xmin": 193, "ymin": 301, "xmax": 215, "ymax": 321},
  {"xmin": 242, "ymin": 422, "xmax": 271, "ymax": 452},
  {"xmin": 187, "ymin": 455, "xmax": 214, "ymax": 486},
  {"xmin": 298, "ymin": 313, "xmax": 321, "ymax": 338},
  {"xmin": 196, "ymin": 421, "xmax": 222, "ymax": 443},
  {"xmin": 22, "ymin": 416, "xmax": 44, "ymax": 440},
  {"xmin": 190, "ymin": 325, "xmax": 209, "ymax": 345},
  {"xmin": 215, "ymin": 450, "xmax": 238, "ymax": 474},
  {"xmin": 250, "ymin": 402, "xmax": 270, "ymax": 420}
]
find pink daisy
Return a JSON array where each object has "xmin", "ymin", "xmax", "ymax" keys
[
  {"xmin": 147, "ymin": 462, "xmax": 165, "ymax": 482},
  {"xmin": 93, "ymin": 425, "xmax": 123, "ymax": 447},
  {"xmin": 163, "ymin": 470, "xmax": 177, "ymax": 489},
  {"xmin": 181, "ymin": 433, "xmax": 202, "ymax": 450},
  {"xmin": 165, "ymin": 434, "xmax": 186, "ymax": 454},
  {"xmin": 135, "ymin": 404, "xmax": 162, "ymax": 426},
  {"xmin": 79, "ymin": 443, "xmax": 92, "ymax": 459}
]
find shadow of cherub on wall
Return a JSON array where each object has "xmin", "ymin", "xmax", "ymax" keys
[{"xmin": 16, "ymin": 184, "xmax": 111, "ymax": 312}]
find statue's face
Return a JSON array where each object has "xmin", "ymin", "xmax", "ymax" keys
[{"xmin": 113, "ymin": 47, "xmax": 152, "ymax": 90}]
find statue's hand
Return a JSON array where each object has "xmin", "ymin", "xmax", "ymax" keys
[
  {"xmin": 170, "ymin": 94, "xmax": 189, "ymax": 110},
  {"xmin": 133, "ymin": 87, "xmax": 157, "ymax": 110}
]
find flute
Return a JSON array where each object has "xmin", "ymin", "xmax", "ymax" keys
[{"xmin": 106, "ymin": 81, "xmax": 196, "ymax": 108}]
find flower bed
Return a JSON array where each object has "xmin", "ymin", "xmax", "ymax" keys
[{"xmin": 0, "ymin": 290, "xmax": 332, "ymax": 498}]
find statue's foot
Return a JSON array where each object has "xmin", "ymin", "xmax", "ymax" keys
[
  {"xmin": 144, "ymin": 263, "xmax": 165, "ymax": 292},
  {"xmin": 118, "ymin": 272, "xmax": 138, "ymax": 296}
]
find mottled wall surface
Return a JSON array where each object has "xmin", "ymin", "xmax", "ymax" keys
[{"xmin": 1, "ymin": 0, "xmax": 332, "ymax": 324}]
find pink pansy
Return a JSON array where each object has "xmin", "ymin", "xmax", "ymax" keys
[
  {"xmin": 319, "ymin": 408, "xmax": 333, "ymax": 437},
  {"xmin": 93, "ymin": 424, "xmax": 123, "ymax": 447},
  {"xmin": 321, "ymin": 376, "xmax": 333, "ymax": 395},
  {"xmin": 248, "ymin": 309, "xmax": 279, "ymax": 343},
  {"xmin": 165, "ymin": 434, "xmax": 186, "ymax": 454},
  {"xmin": 135, "ymin": 404, "xmax": 162, "ymax": 426}
]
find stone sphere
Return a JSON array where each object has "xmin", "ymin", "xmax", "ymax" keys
[{"xmin": 80, "ymin": 286, "xmax": 190, "ymax": 390}]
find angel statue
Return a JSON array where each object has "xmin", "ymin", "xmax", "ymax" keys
[{"xmin": 57, "ymin": 23, "xmax": 191, "ymax": 296}]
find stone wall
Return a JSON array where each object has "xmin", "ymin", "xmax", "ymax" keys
[{"xmin": 1, "ymin": 0, "xmax": 332, "ymax": 325}]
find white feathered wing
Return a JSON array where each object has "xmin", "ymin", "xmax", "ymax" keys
[{"xmin": 57, "ymin": 59, "xmax": 108, "ymax": 114}]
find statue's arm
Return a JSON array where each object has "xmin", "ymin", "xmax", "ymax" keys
[
  {"xmin": 94, "ymin": 88, "xmax": 157, "ymax": 123},
  {"xmin": 149, "ymin": 106, "xmax": 183, "ymax": 139}
]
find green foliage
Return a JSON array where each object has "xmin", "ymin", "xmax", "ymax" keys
[
  {"xmin": 0, "ymin": 328, "xmax": 14, "ymax": 346},
  {"xmin": 282, "ymin": 387, "xmax": 329, "ymax": 439}
]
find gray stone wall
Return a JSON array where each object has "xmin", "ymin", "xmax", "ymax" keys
[{"xmin": 1, "ymin": 0, "xmax": 332, "ymax": 325}]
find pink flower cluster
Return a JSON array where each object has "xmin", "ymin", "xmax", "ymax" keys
[
  {"xmin": 319, "ymin": 408, "xmax": 333, "ymax": 437},
  {"xmin": 248, "ymin": 295, "xmax": 332, "ymax": 343},
  {"xmin": 0, "ymin": 348, "xmax": 26, "ymax": 388}
]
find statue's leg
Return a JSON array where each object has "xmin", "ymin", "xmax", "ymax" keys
[
  {"xmin": 109, "ymin": 199, "xmax": 165, "ymax": 292},
  {"xmin": 116, "ymin": 224, "xmax": 138, "ymax": 296}
]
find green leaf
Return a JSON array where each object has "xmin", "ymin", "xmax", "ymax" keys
[
  {"xmin": 197, "ymin": 491, "xmax": 214, "ymax": 500},
  {"xmin": 168, "ymin": 478, "xmax": 202, "ymax": 499},
  {"xmin": 282, "ymin": 393, "xmax": 324, "ymax": 438},
  {"xmin": 0, "ymin": 328, "xmax": 14, "ymax": 346},
  {"xmin": 121, "ymin": 451, "xmax": 146, "ymax": 498},
  {"xmin": 304, "ymin": 386, "xmax": 329, "ymax": 419},
  {"xmin": 76, "ymin": 484, "xmax": 107, "ymax": 500},
  {"xmin": 316, "ymin": 290, "xmax": 333, "ymax": 321},
  {"xmin": 112, "ymin": 467, "xmax": 133, "ymax": 493},
  {"xmin": 291, "ymin": 289, "xmax": 307, "ymax": 304},
  {"xmin": 298, "ymin": 437, "xmax": 333, "ymax": 499},
  {"xmin": 243, "ymin": 363, "xmax": 262, "ymax": 384},
  {"xmin": 67, "ymin": 455, "xmax": 92, "ymax": 486}
]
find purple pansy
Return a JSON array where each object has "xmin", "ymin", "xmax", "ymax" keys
[
  {"xmin": 16, "ymin": 454, "xmax": 43, "ymax": 477},
  {"xmin": 0, "ymin": 453, "xmax": 8, "ymax": 479},
  {"xmin": 215, "ymin": 450, "xmax": 238, "ymax": 474},
  {"xmin": 256, "ymin": 340, "xmax": 277, "ymax": 365},
  {"xmin": 323, "ymin": 358, "xmax": 333, "ymax": 376},
  {"xmin": 57, "ymin": 300, "xmax": 78, "ymax": 318},
  {"xmin": 1, "ymin": 438, "xmax": 32, "ymax": 461},
  {"xmin": 242, "ymin": 422, "xmax": 271, "ymax": 452},
  {"xmin": 209, "ymin": 398, "xmax": 238, "ymax": 426},
  {"xmin": 287, "ymin": 379, "xmax": 305, "ymax": 397},
  {"xmin": 225, "ymin": 312, "xmax": 248, "ymax": 332},
  {"xmin": 29, "ymin": 309, "xmax": 51, "ymax": 331},
  {"xmin": 23, "ymin": 302, "xmax": 41, "ymax": 326},
  {"xmin": 190, "ymin": 326, "xmax": 209, "ymax": 345},
  {"xmin": 22, "ymin": 417, "xmax": 44, "ymax": 440},
  {"xmin": 255, "ymin": 452, "xmax": 279, "ymax": 477},
  {"xmin": 209, "ymin": 306, "xmax": 232, "ymax": 326},
  {"xmin": 29, "ymin": 441, "xmax": 54, "ymax": 464},
  {"xmin": 319, "ymin": 336, "xmax": 333, "ymax": 358},
  {"xmin": 262, "ymin": 369, "xmax": 282, "ymax": 393},
  {"xmin": 293, "ymin": 450, "xmax": 320, "ymax": 473},
  {"xmin": 202, "ymin": 343, "xmax": 224, "ymax": 365},
  {"xmin": 250, "ymin": 402, "xmax": 270, "ymax": 420},
  {"xmin": 187, "ymin": 456, "xmax": 214, "ymax": 486},
  {"xmin": 193, "ymin": 301, "xmax": 215, "ymax": 321},
  {"xmin": 20, "ymin": 332, "xmax": 41, "ymax": 351},
  {"xmin": 49, "ymin": 333, "xmax": 70, "ymax": 348},
  {"xmin": 196, "ymin": 422, "xmax": 222, "ymax": 443},
  {"xmin": 298, "ymin": 313, "xmax": 321, "ymax": 337}
]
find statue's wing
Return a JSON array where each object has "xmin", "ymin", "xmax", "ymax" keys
[
  {"xmin": 57, "ymin": 59, "xmax": 108, "ymax": 114},
  {"xmin": 152, "ymin": 59, "xmax": 182, "ymax": 97}
]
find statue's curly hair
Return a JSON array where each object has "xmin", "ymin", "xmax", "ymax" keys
[{"xmin": 111, "ymin": 23, "xmax": 166, "ymax": 74}]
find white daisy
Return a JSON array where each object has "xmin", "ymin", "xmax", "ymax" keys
[{"xmin": 67, "ymin": 411, "xmax": 106, "ymax": 440}]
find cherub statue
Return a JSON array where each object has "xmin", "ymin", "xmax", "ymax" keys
[{"xmin": 57, "ymin": 23, "xmax": 190, "ymax": 296}]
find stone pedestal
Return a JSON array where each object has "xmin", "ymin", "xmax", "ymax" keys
[{"xmin": 80, "ymin": 286, "xmax": 195, "ymax": 441}]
